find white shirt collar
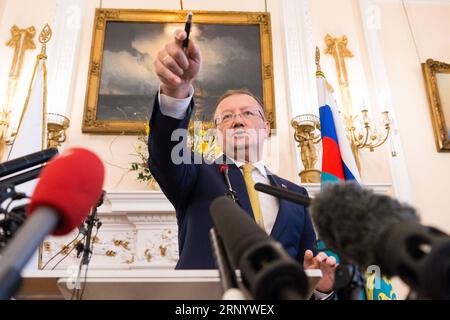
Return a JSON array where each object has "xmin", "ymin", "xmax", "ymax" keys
[{"xmin": 217, "ymin": 154, "xmax": 267, "ymax": 178}]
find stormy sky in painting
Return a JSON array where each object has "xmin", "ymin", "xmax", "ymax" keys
[{"xmin": 97, "ymin": 21, "xmax": 262, "ymax": 121}]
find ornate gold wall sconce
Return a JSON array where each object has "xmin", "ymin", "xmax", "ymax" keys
[
  {"xmin": 291, "ymin": 114, "xmax": 322, "ymax": 183},
  {"xmin": 346, "ymin": 107, "xmax": 393, "ymax": 172},
  {"xmin": 47, "ymin": 113, "xmax": 70, "ymax": 149}
]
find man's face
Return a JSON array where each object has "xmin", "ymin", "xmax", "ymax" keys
[{"xmin": 214, "ymin": 94, "xmax": 269, "ymax": 162}]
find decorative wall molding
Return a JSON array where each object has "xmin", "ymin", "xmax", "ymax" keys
[
  {"xmin": 41, "ymin": 185, "xmax": 392, "ymax": 271},
  {"xmin": 46, "ymin": 0, "xmax": 84, "ymax": 116},
  {"xmin": 279, "ymin": 0, "xmax": 319, "ymax": 178}
]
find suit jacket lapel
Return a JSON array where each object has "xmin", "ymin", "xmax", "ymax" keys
[{"xmin": 267, "ymin": 172, "xmax": 289, "ymax": 240}]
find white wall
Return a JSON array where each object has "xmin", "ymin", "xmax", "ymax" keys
[
  {"xmin": 0, "ymin": 0, "xmax": 6, "ymax": 24},
  {"xmin": 376, "ymin": 0, "xmax": 450, "ymax": 231}
]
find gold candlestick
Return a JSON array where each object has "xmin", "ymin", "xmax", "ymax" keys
[
  {"xmin": 291, "ymin": 114, "xmax": 322, "ymax": 183},
  {"xmin": 47, "ymin": 113, "xmax": 70, "ymax": 149}
]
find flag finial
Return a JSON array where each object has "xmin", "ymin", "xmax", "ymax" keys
[
  {"xmin": 315, "ymin": 46, "xmax": 325, "ymax": 78},
  {"xmin": 38, "ymin": 24, "xmax": 52, "ymax": 58}
]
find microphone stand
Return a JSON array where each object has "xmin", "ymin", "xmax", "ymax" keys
[
  {"xmin": 73, "ymin": 191, "xmax": 104, "ymax": 300},
  {"xmin": 212, "ymin": 164, "xmax": 245, "ymax": 299},
  {"xmin": 0, "ymin": 186, "xmax": 27, "ymax": 250},
  {"xmin": 333, "ymin": 263, "xmax": 367, "ymax": 300},
  {"xmin": 219, "ymin": 165, "xmax": 239, "ymax": 204},
  {"xmin": 209, "ymin": 228, "xmax": 246, "ymax": 300}
]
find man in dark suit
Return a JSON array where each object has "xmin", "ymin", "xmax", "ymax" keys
[{"xmin": 148, "ymin": 29, "xmax": 337, "ymax": 295}]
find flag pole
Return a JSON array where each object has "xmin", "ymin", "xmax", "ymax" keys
[
  {"xmin": 315, "ymin": 46, "xmax": 362, "ymax": 175},
  {"xmin": 315, "ymin": 46, "xmax": 325, "ymax": 78}
]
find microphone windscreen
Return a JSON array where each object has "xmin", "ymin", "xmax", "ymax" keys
[
  {"xmin": 28, "ymin": 147, "xmax": 105, "ymax": 235},
  {"xmin": 311, "ymin": 182, "xmax": 419, "ymax": 267},
  {"xmin": 210, "ymin": 196, "xmax": 268, "ymax": 267}
]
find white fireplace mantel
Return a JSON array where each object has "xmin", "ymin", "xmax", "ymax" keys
[
  {"xmin": 99, "ymin": 183, "xmax": 392, "ymax": 214},
  {"xmin": 40, "ymin": 183, "xmax": 392, "ymax": 271}
]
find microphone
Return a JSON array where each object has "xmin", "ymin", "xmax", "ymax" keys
[
  {"xmin": 210, "ymin": 196, "xmax": 309, "ymax": 300},
  {"xmin": 0, "ymin": 148, "xmax": 58, "ymax": 179},
  {"xmin": 219, "ymin": 164, "xmax": 238, "ymax": 203},
  {"xmin": 254, "ymin": 182, "xmax": 367, "ymax": 299},
  {"xmin": 254, "ymin": 183, "xmax": 311, "ymax": 206},
  {"xmin": 0, "ymin": 147, "xmax": 105, "ymax": 300},
  {"xmin": 311, "ymin": 182, "xmax": 450, "ymax": 299}
]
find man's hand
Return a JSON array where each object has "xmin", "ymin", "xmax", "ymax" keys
[
  {"xmin": 154, "ymin": 29, "xmax": 201, "ymax": 99},
  {"xmin": 303, "ymin": 250, "xmax": 337, "ymax": 294}
]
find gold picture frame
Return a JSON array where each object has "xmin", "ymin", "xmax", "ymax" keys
[
  {"xmin": 422, "ymin": 59, "xmax": 450, "ymax": 152},
  {"xmin": 82, "ymin": 9, "xmax": 275, "ymax": 135}
]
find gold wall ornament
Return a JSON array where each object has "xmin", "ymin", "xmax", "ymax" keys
[
  {"xmin": 105, "ymin": 250, "xmax": 117, "ymax": 257},
  {"xmin": 47, "ymin": 113, "xmax": 70, "ymax": 149},
  {"xmin": 82, "ymin": 9, "xmax": 275, "ymax": 134},
  {"xmin": 321, "ymin": 36, "xmax": 393, "ymax": 174},
  {"xmin": 0, "ymin": 25, "xmax": 37, "ymax": 160},
  {"xmin": 144, "ymin": 249, "xmax": 152, "ymax": 262},
  {"xmin": 4, "ymin": 25, "xmax": 52, "ymax": 161},
  {"xmin": 291, "ymin": 114, "xmax": 322, "ymax": 183},
  {"xmin": 6, "ymin": 25, "xmax": 36, "ymax": 78},
  {"xmin": 422, "ymin": 59, "xmax": 450, "ymax": 152},
  {"xmin": 324, "ymin": 34, "xmax": 354, "ymax": 119},
  {"xmin": 159, "ymin": 245, "xmax": 167, "ymax": 257},
  {"xmin": 113, "ymin": 239, "xmax": 130, "ymax": 250}
]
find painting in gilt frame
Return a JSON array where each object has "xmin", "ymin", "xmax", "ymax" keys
[
  {"xmin": 422, "ymin": 59, "xmax": 450, "ymax": 152},
  {"xmin": 82, "ymin": 9, "xmax": 276, "ymax": 134}
]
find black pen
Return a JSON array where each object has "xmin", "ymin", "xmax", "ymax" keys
[{"xmin": 182, "ymin": 12, "xmax": 193, "ymax": 50}]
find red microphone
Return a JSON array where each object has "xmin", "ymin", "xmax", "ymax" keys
[
  {"xmin": 27, "ymin": 147, "xmax": 104, "ymax": 235},
  {"xmin": 0, "ymin": 147, "xmax": 104, "ymax": 299},
  {"xmin": 219, "ymin": 163, "xmax": 228, "ymax": 174}
]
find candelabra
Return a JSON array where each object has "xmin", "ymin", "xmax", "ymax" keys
[
  {"xmin": 323, "ymin": 35, "xmax": 393, "ymax": 174},
  {"xmin": 345, "ymin": 108, "xmax": 393, "ymax": 173}
]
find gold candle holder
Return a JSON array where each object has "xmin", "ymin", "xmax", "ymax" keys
[
  {"xmin": 291, "ymin": 114, "xmax": 322, "ymax": 183},
  {"xmin": 47, "ymin": 113, "xmax": 70, "ymax": 149}
]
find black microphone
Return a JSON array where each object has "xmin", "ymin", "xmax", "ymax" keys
[
  {"xmin": 0, "ymin": 148, "xmax": 58, "ymax": 179},
  {"xmin": 210, "ymin": 196, "xmax": 309, "ymax": 300},
  {"xmin": 254, "ymin": 183, "xmax": 311, "ymax": 206},
  {"xmin": 0, "ymin": 167, "xmax": 43, "ymax": 187},
  {"xmin": 311, "ymin": 182, "xmax": 450, "ymax": 300}
]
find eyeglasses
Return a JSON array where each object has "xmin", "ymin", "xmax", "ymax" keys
[{"xmin": 215, "ymin": 109, "xmax": 265, "ymax": 126}]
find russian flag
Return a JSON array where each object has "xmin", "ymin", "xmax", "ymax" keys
[
  {"xmin": 315, "ymin": 75, "xmax": 398, "ymax": 300},
  {"xmin": 317, "ymin": 76, "xmax": 361, "ymax": 184}
]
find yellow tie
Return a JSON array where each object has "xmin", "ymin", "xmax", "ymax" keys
[{"xmin": 241, "ymin": 164, "xmax": 265, "ymax": 230}]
